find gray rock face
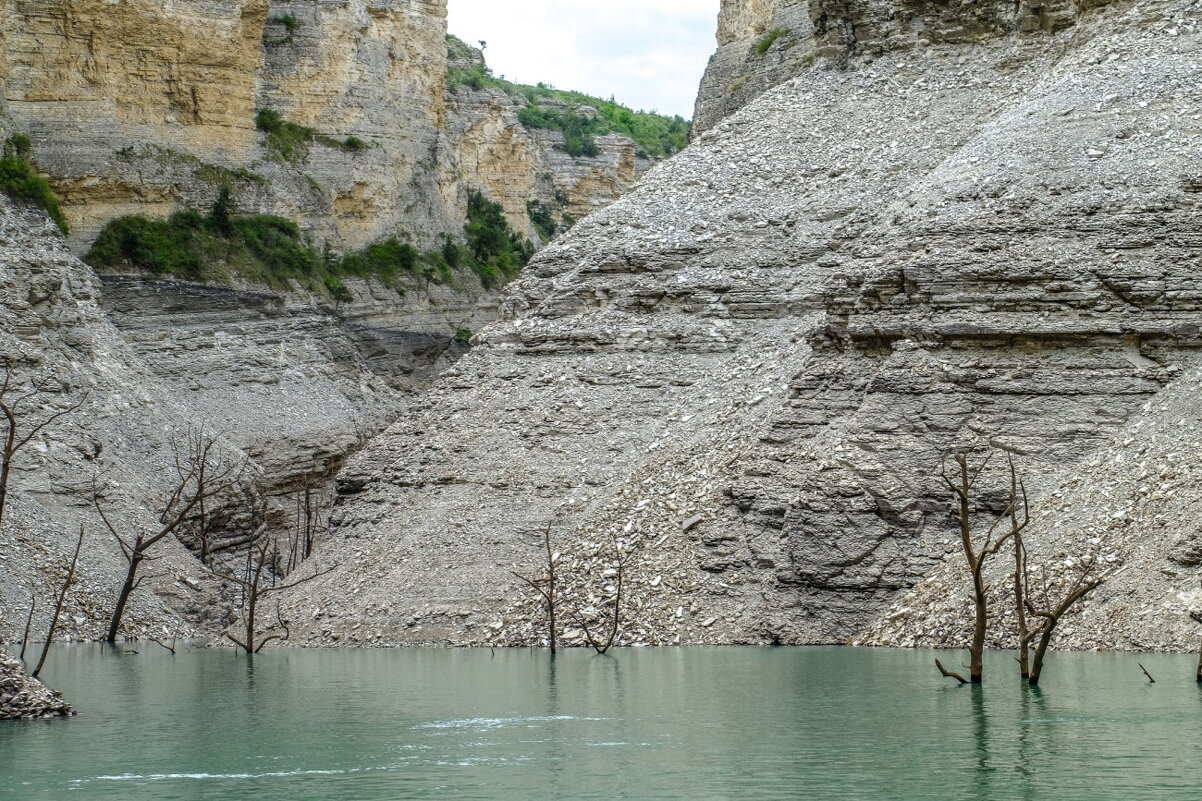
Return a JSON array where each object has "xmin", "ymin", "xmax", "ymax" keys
[
  {"xmin": 281, "ymin": 0, "xmax": 1202, "ymax": 650},
  {"xmin": 0, "ymin": 652, "xmax": 71, "ymax": 719},
  {"xmin": 693, "ymin": 0, "xmax": 1115, "ymax": 133}
]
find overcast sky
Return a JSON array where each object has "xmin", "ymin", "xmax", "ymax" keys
[{"xmin": 447, "ymin": 0, "xmax": 722, "ymax": 119}]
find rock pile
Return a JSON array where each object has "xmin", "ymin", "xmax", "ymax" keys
[{"xmin": 0, "ymin": 652, "xmax": 72, "ymax": 720}]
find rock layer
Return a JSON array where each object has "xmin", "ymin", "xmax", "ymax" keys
[{"xmin": 283, "ymin": 0, "xmax": 1202, "ymax": 651}]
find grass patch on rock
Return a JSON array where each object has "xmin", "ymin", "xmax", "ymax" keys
[{"xmin": 0, "ymin": 134, "xmax": 69, "ymax": 234}]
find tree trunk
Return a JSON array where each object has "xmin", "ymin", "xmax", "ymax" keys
[
  {"xmin": 970, "ymin": 567, "xmax": 986, "ymax": 683},
  {"xmin": 546, "ymin": 528, "xmax": 556, "ymax": 655},
  {"xmin": 1028, "ymin": 628, "xmax": 1054, "ymax": 686},
  {"xmin": 1014, "ymin": 545, "xmax": 1029, "ymax": 679},
  {"xmin": 0, "ymin": 420, "xmax": 15, "ymax": 531},
  {"xmin": 107, "ymin": 549, "xmax": 144, "ymax": 643}
]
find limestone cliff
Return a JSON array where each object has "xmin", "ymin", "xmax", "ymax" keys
[
  {"xmin": 281, "ymin": 0, "xmax": 1202, "ymax": 652},
  {"xmin": 0, "ymin": 0, "xmax": 651, "ymax": 252}
]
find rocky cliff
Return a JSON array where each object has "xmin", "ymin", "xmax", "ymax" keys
[
  {"xmin": 280, "ymin": 0, "xmax": 1202, "ymax": 652},
  {"xmin": 0, "ymin": 0, "xmax": 650, "ymax": 251}
]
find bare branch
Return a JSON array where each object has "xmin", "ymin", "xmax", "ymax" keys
[{"xmin": 935, "ymin": 658, "xmax": 969, "ymax": 685}]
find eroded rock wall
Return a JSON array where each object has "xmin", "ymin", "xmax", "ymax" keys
[{"xmin": 280, "ymin": 0, "xmax": 1202, "ymax": 651}]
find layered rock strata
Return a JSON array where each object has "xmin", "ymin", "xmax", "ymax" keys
[{"xmin": 282, "ymin": 0, "xmax": 1202, "ymax": 651}]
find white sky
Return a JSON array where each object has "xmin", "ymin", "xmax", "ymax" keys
[{"xmin": 447, "ymin": 0, "xmax": 722, "ymax": 119}]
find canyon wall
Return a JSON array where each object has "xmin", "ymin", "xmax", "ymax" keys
[
  {"xmin": 0, "ymin": 0, "xmax": 648, "ymax": 251},
  {"xmin": 281, "ymin": 0, "xmax": 1202, "ymax": 651}
]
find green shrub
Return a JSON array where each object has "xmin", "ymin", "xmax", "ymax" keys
[
  {"xmin": 464, "ymin": 191, "xmax": 533, "ymax": 286},
  {"xmin": 86, "ymin": 186, "xmax": 534, "ymax": 295},
  {"xmin": 756, "ymin": 27, "xmax": 789, "ymax": 56},
  {"xmin": 0, "ymin": 135, "xmax": 69, "ymax": 234},
  {"xmin": 339, "ymin": 237, "xmax": 418, "ymax": 285},
  {"xmin": 527, "ymin": 200, "xmax": 557, "ymax": 241},
  {"xmin": 453, "ymin": 327, "xmax": 473, "ymax": 345},
  {"xmin": 86, "ymin": 194, "xmax": 317, "ymax": 290}
]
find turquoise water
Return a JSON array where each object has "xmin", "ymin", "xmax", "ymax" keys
[{"xmin": 2, "ymin": 646, "xmax": 1200, "ymax": 800}]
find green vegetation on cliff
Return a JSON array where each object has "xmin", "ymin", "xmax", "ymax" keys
[
  {"xmin": 84, "ymin": 188, "xmax": 532, "ymax": 296},
  {"xmin": 255, "ymin": 109, "xmax": 368, "ymax": 165},
  {"xmin": 0, "ymin": 135, "xmax": 69, "ymax": 234},
  {"xmin": 445, "ymin": 36, "xmax": 690, "ymax": 159}
]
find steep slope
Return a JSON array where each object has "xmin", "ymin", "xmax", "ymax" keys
[
  {"xmin": 281, "ymin": 0, "xmax": 1202, "ymax": 650},
  {"xmin": 0, "ymin": 191, "xmax": 422, "ymax": 643}
]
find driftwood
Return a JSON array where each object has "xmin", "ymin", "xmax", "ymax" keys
[{"xmin": 935, "ymin": 658, "xmax": 969, "ymax": 685}]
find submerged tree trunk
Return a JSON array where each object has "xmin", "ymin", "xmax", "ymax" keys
[
  {"xmin": 1027, "ymin": 628, "xmax": 1055, "ymax": 687},
  {"xmin": 106, "ymin": 547, "xmax": 144, "ymax": 643}
]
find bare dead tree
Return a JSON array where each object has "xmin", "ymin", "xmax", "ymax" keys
[
  {"xmin": 31, "ymin": 524, "xmax": 85, "ymax": 678},
  {"xmin": 287, "ymin": 475, "xmax": 330, "ymax": 571},
  {"xmin": 1191, "ymin": 611, "xmax": 1202, "ymax": 683},
  {"xmin": 572, "ymin": 537, "xmax": 634, "ymax": 656},
  {"xmin": 937, "ymin": 449, "xmax": 1022, "ymax": 684},
  {"xmin": 205, "ymin": 536, "xmax": 335, "ymax": 653},
  {"xmin": 513, "ymin": 524, "xmax": 558, "ymax": 654},
  {"xmin": 0, "ymin": 361, "xmax": 87, "ymax": 531},
  {"xmin": 95, "ymin": 428, "xmax": 245, "ymax": 642},
  {"xmin": 1021, "ymin": 554, "xmax": 1104, "ymax": 686},
  {"xmin": 1002, "ymin": 454, "xmax": 1033, "ymax": 678},
  {"xmin": 18, "ymin": 590, "xmax": 35, "ymax": 664}
]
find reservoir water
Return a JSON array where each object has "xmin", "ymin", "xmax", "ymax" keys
[{"xmin": 2, "ymin": 646, "xmax": 1200, "ymax": 800}]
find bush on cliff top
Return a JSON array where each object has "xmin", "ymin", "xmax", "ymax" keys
[
  {"xmin": 445, "ymin": 35, "xmax": 690, "ymax": 159},
  {"xmin": 0, "ymin": 135, "xmax": 69, "ymax": 235}
]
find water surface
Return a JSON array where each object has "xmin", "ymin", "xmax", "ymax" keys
[{"xmin": 2, "ymin": 646, "xmax": 1200, "ymax": 799}]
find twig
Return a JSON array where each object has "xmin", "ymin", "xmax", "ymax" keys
[{"xmin": 1138, "ymin": 663, "xmax": 1155, "ymax": 683}]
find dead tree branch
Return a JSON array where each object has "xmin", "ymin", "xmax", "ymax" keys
[
  {"xmin": 31, "ymin": 524, "xmax": 85, "ymax": 678},
  {"xmin": 935, "ymin": 658, "xmax": 969, "ymax": 685},
  {"xmin": 513, "ymin": 523, "xmax": 558, "ymax": 653},
  {"xmin": 572, "ymin": 537, "xmax": 634, "ymax": 655},
  {"xmin": 18, "ymin": 590, "xmax": 35, "ymax": 664},
  {"xmin": 1022, "ymin": 557, "xmax": 1104, "ymax": 686},
  {"xmin": 207, "ymin": 534, "xmax": 335, "ymax": 654},
  {"xmin": 0, "ymin": 361, "xmax": 87, "ymax": 531},
  {"xmin": 939, "ymin": 449, "xmax": 1020, "ymax": 684},
  {"xmin": 97, "ymin": 428, "xmax": 246, "ymax": 642}
]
